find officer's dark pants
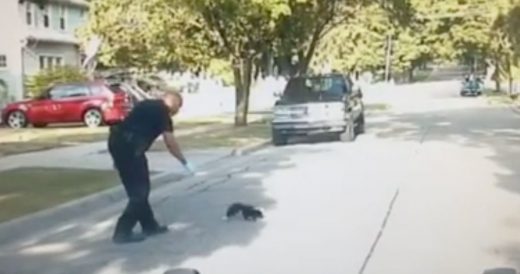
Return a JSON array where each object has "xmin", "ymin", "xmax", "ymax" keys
[{"xmin": 108, "ymin": 128, "xmax": 159, "ymax": 236}]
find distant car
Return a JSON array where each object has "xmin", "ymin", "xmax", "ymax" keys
[
  {"xmin": 1, "ymin": 82, "xmax": 132, "ymax": 128},
  {"xmin": 460, "ymin": 78, "xmax": 483, "ymax": 97},
  {"xmin": 271, "ymin": 73, "xmax": 365, "ymax": 146}
]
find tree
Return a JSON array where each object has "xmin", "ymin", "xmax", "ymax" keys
[
  {"xmin": 312, "ymin": 0, "xmax": 424, "ymax": 81},
  {"xmin": 83, "ymin": 0, "xmax": 291, "ymax": 126},
  {"xmin": 491, "ymin": 2, "xmax": 520, "ymax": 94},
  {"xmin": 81, "ymin": 0, "xmax": 213, "ymax": 71},
  {"xmin": 272, "ymin": 0, "xmax": 366, "ymax": 77},
  {"xmin": 420, "ymin": 0, "xmax": 515, "ymax": 89},
  {"xmin": 186, "ymin": 0, "xmax": 291, "ymax": 126},
  {"xmin": 312, "ymin": 3, "xmax": 387, "ymax": 74}
]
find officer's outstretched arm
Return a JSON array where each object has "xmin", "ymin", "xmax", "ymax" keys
[{"xmin": 163, "ymin": 132, "xmax": 187, "ymax": 165}]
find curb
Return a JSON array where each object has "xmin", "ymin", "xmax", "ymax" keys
[
  {"xmin": 0, "ymin": 140, "xmax": 270, "ymax": 246},
  {"xmin": 230, "ymin": 139, "xmax": 271, "ymax": 156},
  {"xmin": 510, "ymin": 103, "xmax": 520, "ymax": 115}
]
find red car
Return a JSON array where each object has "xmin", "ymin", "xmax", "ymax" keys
[{"xmin": 1, "ymin": 82, "xmax": 132, "ymax": 128}]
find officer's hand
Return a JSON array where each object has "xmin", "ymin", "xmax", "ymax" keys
[{"xmin": 183, "ymin": 162, "xmax": 195, "ymax": 175}]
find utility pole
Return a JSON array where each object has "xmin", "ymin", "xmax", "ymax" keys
[
  {"xmin": 383, "ymin": 0, "xmax": 392, "ymax": 83},
  {"xmin": 384, "ymin": 34, "xmax": 392, "ymax": 82}
]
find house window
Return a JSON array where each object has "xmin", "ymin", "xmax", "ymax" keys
[
  {"xmin": 42, "ymin": 5, "xmax": 50, "ymax": 28},
  {"xmin": 0, "ymin": 55, "xmax": 7, "ymax": 68},
  {"xmin": 59, "ymin": 5, "xmax": 66, "ymax": 30},
  {"xmin": 39, "ymin": 56, "xmax": 64, "ymax": 70},
  {"xmin": 39, "ymin": 56, "xmax": 45, "ymax": 69},
  {"xmin": 25, "ymin": 2, "xmax": 33, "ymax": 26}
]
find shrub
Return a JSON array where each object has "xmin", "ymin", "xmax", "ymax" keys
[{"xmin": 25, "ymin": 66, "xmax": 88, "ymax": 98}]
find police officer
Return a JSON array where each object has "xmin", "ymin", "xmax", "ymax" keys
[{"xmin": 108, "ymin": 92, "xmax": 193, "ymax": 244}]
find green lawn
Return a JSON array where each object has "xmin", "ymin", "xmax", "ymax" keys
[
  {"xmin": 483, "ymin": 89, "xmax": 518, "ymax": 106},
  {"xmin": 0, "ymin": 122, "xmax": 271, "ymax": 222},
  {"xmin": 0, "ymin": 167, "xmax": 118, "ymax": 222},
  {"xmin": 150, "ymin": 121, "xmax": 270, "ymax": 151},
  {"xmin": 0, "ymin": 112, "xmax": 269, "ymax": 157}
]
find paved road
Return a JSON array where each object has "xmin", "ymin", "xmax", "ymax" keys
[{"xmin": 1, "ymin": 82, "xmax": 520, "ymax": 274}]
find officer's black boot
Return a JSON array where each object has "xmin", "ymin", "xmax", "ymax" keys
[
  {"xmin": 143, "ymin": 225, "xmax": 169, "ymax": 237},
  {"xmin": 112, "ymin": 217, "xmax": 146, "ymax": 244},
  {"xmin": 141, "ymin": 217, "xmax": 169, "ymax": 237},
  {"xmin": 141, "ymin": 201, "xmax": 169, "ymax": 237}
]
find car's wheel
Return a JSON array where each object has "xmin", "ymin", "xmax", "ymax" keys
[
  {"xmin": 339, "ymin": 120, "xmax": 356, "ymax": 142},
  {"xmin": 6, "ymin": 110, "xmax": 28, "ymax": 129},
  {"xmin": 83, "ymin": 108, "xmax": 104, "ymax": 128},
  {"xmin": 33, "ymin": 123, "xmax": 48, "ymax": 128},
  {"xmin": 272, "ymin": 129, "xmax": 288, "ymax": 146},
  {"xmin": 355, "ymin": 112, "xmax": 365, "ymax": 135}
]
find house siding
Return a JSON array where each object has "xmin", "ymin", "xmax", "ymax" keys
[
  {"xmin": 0, "ymin": 1, "xmax": 89, "ymax": 101},
  {"xmin": 23, "ymin": 42, "xmax": 80, "ymax": 77},
  {"xmin": 0, "ymin": 0, "xmax": 25, "ymax": 101}
]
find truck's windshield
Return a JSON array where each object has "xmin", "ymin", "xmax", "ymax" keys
[{"xmin": 282, "ymin": 76, "xmax": 347, "ymax": 103}]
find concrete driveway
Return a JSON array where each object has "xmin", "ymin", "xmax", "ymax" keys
[{"xmin": 1, "ymin": 81, "xmax": 520, "ymax": 274}]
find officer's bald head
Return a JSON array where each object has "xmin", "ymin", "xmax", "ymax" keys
[{"xmin": 162, "ymin": 92, "xmax": 183, "ymax": 116}]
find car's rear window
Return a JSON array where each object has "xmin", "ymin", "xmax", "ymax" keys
[{"xmin": 282, "ymin": 76, "xmax": 347, "ymax": 103}]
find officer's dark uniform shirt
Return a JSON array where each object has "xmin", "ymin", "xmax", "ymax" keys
[{"xmin": 119, "ymin": 99, "xmax": 173, "ymax": 154}]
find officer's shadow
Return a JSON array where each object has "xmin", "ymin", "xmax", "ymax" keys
[
  {"xmin": 107, "ymin": 154, "xmax": 288, "ymax": 274},
  {"xmin": 3, "ymin": 149, "xmax": 305, "ymax": 274}
]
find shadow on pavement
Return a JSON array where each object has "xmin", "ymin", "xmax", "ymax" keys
[
  {"xmin": 483, "ymin": 268, "xmax": 518, "ymax": 274},
  {"xmin": 367, "ymin": 105, "xmax": 520, "ymax": 269},
  {"xmin": 0, "ymin": 145, "xmax": 329, "ymax": 274}
]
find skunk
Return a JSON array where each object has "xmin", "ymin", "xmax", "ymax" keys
[{"xmin": 224, "ymin": 203, "xmax": 264, "ymax": 221}]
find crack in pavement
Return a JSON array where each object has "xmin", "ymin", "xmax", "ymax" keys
[
  {"xmin": 358, "ymin": 189, "xmax": 400, "ymax": 274},
  {"xmin": 358, "ymin": 122, "xmax": 432, "ymax": 273}
]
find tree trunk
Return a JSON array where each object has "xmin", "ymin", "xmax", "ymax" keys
[
  {"xmin": 493, "ymin": 56, "xmax": 502, "ymax": 92},
  {"xmin": 274, "ymin": 55, "xmax": 295, "ymax": 78},
  {"xmin": 233, "ymin": 57, "xmax": 253, "ymax": 126},
  {"xmin": 253, "ymin": 61, "xmax": 261, "ymax": 82},
  {"xmin": 506, "ymin": 56, "xmax": 513, "ymax": 96},
  {"xmin": 297, "ymin": 26, "xmax": 322, "ymax": 76},
  {"xmin": 408, "ymin": 67, "xmax": 414, "ymax": 83}
]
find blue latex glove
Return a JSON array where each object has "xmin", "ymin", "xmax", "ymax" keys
[{"xmin": 183, "ymin": 161, "xmax": 195, "ymax": 174}]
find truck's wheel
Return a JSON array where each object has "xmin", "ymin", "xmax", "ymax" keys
[
  {"xmin": 272, "ymin": 130, "xmax": 288, "ymax": 146},
  {"xmin": 355, "ymin": 112, "xmax": 365, "ymax": 135},
  {"xmin": 339, "ymin": 120, "xmax": 356, "ymax": 142}
]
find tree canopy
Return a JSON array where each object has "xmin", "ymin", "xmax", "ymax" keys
[{"xmin": 81, "ymin": 0, "xmax": 520, "ymax": 124}]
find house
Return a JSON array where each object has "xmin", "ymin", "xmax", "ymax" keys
[{"xmin": 0, "ymin": 0, "xmax": 89, "ymax": 104}]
